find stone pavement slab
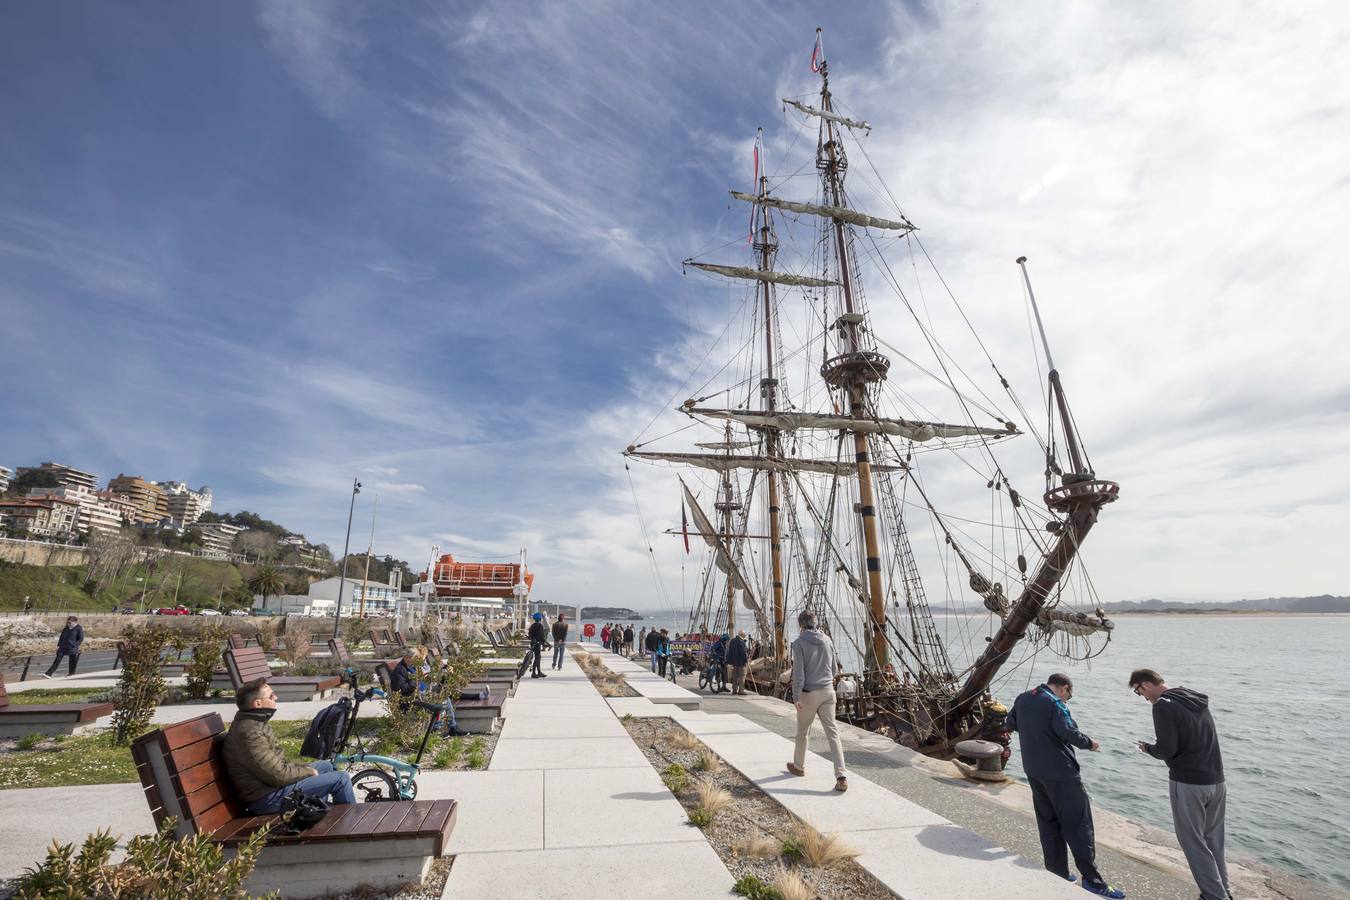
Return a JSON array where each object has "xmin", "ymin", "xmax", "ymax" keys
[
  {"xmin": 414, "ymin": 770, "xmax": 544, "ymax": 854},
  {"xmin": 445, "ymin": 842, "xmax": 735, "ymax": 900},
  {"xmin": 0, "ymin": 783, "xmax": 154, "ymax": 879},
  {"xmin": 498, "ymin": 715, "xmax": 628, "ymax": 740},
  {"xmin": 542, "ymin": 765, "xmax": 699, "ymax": 849},
  {"xmin": 488, "ymin": 735, "xmax": 651, "ymax": 770}
]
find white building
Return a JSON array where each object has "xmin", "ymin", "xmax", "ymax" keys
[
  {"xmin": 197, "ymin": 522, "xmax": 244, "ymax": 558},
  {"xmin": 0, "ymin": 466, "xmax": 12, "ymax": 493},
  {"xmin": 23, "ymin": 485, "xmax": 128, "ymax": 536},
  {"xmin": 306, "ymin": 576, "xmax": 400, "ymax": 615},
  {"xmin": 158, "ymin": 482, "xmax": 213, "ymax": 526}
]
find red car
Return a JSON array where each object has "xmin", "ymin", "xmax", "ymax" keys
[{"xmin": 152, "ymin": 605, "xmax": 191, "ymax": 616}]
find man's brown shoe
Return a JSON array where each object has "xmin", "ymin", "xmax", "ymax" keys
[
  {"xmin": 786, "ymin": 763, "xmax": 805, "ymax": 776},
  {"xmin": 834, "ymin": 777, "xmax": 848, "ymax": 792}
]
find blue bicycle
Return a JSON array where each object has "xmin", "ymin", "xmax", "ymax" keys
[{"xmin": 330, "ymin": 671, "xmax": 447, "ymax": 801}]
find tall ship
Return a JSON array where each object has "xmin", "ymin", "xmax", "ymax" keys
[{"xmin": 624, "ymin": 30, "xmax": 1119, "ymax": 769}]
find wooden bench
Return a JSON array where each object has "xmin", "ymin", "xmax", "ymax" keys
[
  {"xmin": 131, "ymin": 713, "xmax": 457, "ymax": 898},
  {"xmin": 223, "ymin": 646, "xmax": 340, "ymax": 702},
  {"xmin": 0, "ymin": 673, "xmax": 114, "ymax": 738},
  {"xmin": 370, "ymin": 629, "xmax": 403, "ymax": 657},
  {"xmin": 325, "ymin": 638, "xmax": 390, "ymax": 672},
  {"xmin": 372, "ymin": 661, "xmax": 504, "ymax": 734}
]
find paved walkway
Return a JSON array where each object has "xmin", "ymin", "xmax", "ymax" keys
[{"xmin": 431, "ymin": 643, "xmax": 736, "ymax": 898}]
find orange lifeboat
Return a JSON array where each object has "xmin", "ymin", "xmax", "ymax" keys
[{"xmin": 421, "ymin": 553, "xmax": 534, "ymax": 599}]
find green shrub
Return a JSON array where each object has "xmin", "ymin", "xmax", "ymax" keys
[
  {"xmin": 112, "ymin": 624, "xmax": 171, "ymax": 746},
  {"xmin": 687, "ymin": 808, "xmax": 713, "ymax": 828},
  {"xmin": 661, "ymin": 762, "xmax": 689, "ymax": 793},
  {"xmin": 16, "ymin": 819, "xmax": 274, "ymax": 899},
  {"xmin": 17, "ymin": 732, "xmax": 42, "ymax": 751},
  {"xmin": 780, "ymin": 835, "xmax": 804, "ymax": 862},
  {"xmin": 254, "ymin": 619, "xmax": 276, "ymax": 652},
  {"xmin": 184, "ymin": 623, "xmax": 227, "ymax": 700},
  {"xmin": 341, "ymin": 616, "xmax": 372, "ymax": 649},
  {"xmin": 466, "ymin": 749, "xmax": 487, "ymax": 769},
  {"xmin": 733, "ymin": 873, "xmax": 781, "ymax": 900}
]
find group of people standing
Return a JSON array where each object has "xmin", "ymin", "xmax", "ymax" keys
[
  {"xmin": 1006, "ymin": 668, "xmax": 1229, "ymax": 900},
  {"xmin": 598, "ymin": 622, "xmax": 635, "ymax": 655}
]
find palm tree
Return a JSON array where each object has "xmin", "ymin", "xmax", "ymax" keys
[{"xmin": 247, "ymin": 565, "xmax": 285, "ymax": 614}]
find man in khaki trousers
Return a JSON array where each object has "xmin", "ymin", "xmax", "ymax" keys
[{"xmin": 785, "ymin": 610, "xmax": 847, "ymax": 792}]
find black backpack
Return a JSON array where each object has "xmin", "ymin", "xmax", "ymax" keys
[
  {"xmin": 275, "ymin": 788, "xmax": 330, "ymax": 835},
  {"xmin": 300, "ymin": 697, "xmax": 352, "ymax": 759}
]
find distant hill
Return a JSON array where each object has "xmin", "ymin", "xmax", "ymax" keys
[
  {"xmin": 535, "ymin": 604, "xmax": 643, "ymax": 620},
  {"xmin": 1105, "ymin": 595, "xmax": 1350, "ymax": 614}
]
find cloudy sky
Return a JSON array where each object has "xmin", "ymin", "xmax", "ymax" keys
[{"xmin": 2, "ymin": 2, "xmax": 1347, "ymax": 607}]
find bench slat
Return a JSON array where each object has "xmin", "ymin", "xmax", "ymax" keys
[{"xmin": 162, "ymin": 715, "xmax": 222, "ymax": 751}]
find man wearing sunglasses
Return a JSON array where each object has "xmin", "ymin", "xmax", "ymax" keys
[
  {"xmin": 1006, "ymin": 673, "xmax": 1125, "ymax": 898},
  {"xmin": 1130, "ymin": 668, "xmax": 1229, "ymax": 900}
]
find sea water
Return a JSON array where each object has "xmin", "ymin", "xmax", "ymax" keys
[{"xmin": 581, "ymin": 613, "xmax": 1350, "ymax": 891}]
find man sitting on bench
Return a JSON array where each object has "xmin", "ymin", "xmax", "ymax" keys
[
  {"xmin": 223, "ymin": 678, "xmax": 356, "ymax": 814},
  {"xmin": 390, "ymin": 651, "xmax": 468, "ymax": 738}
]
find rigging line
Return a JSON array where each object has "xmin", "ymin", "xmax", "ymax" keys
[
  {"xmin": 629, "ymin": 420, "xmax": 700, "ymax": 450},
  {"xmin": 868, "ymin": 330, "xmax": 1007, "ymax": 423},
  {"xmin": 624, "ymin": 464, "xmax": 673, "ymax": 609},
  {"xmin": 631, "ymin": 304, "xmax": 742, "ymax": 444}
]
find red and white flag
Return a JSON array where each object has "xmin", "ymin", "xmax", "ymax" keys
[
  {"xmin": 810, "ymin": 30, "xmax": 823, "ymax": 73},
  {"xmin": 748, "ymin": 132, "xmax": 762, "ymax": 244}
]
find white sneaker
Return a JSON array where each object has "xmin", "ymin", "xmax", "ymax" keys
[{"xmin": 40, "ymin": 673, "xmax": 52, "ymax": 679}]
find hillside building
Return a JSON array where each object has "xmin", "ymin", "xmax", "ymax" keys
[
  {"xmin": 107, "ymin": 474, "xmax": 169, "ymax": 525},
  {"xmin": 158, "ymin": 481, "xmax": 213, "ymax": 526},
  {"xmin": 16, "ymin": 462, "xmax": 98, "ymax": 493}
]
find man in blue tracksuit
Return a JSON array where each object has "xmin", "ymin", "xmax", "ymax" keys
[{"xmin": 1006, "ymin": 673, "xmax": 1125, "ymax": 898}]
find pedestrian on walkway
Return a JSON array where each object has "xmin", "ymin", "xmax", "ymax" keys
[
  {"xmin": 638, "ymin": 626, "xmax": 647, "ymax": 656},
  {"xmin": 623, "ymin": 625, "xmax": 635, "ymax": 657},
  {"xmin": 1130, "ymin": 668, "xmax": 1229, "ymax": 900},
  {"xmin": 785, "ymin": 611, "xmax": 847, "ymax": 792},
  {"xmin": 600, "ymin": 623, "xmax": 611, "ymax": 651},
  {"xmin": 527, "ymin": 612, "xmax": 550, "ymax": 678},
  {"xmin": 656, "ymin": 628, "xmax": 671, "ymax": 677},
  {"xmin": 42, "ymin": 615, "xmax": 83, "ymax": 678},
  {"xmin": 551, "ymin": 614, "xmax": 569, "ymax": 669},
  {"xmin": 727, "ymin": 630, "xmax": 749, "ymax": 694},
  {"xmin": 645, "ymin": 627, "xmax": 661, "ymax": 672},
  {"xmin": 1006, "ymin": 674, "xmax": 1125, "ymax": 898}
]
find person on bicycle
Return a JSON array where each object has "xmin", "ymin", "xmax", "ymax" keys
[
  {"xmin": 223, "ymin": 678, "xmax": 356, "ymax": 814},
  {"xmin": 528, "ymin": 612, "xmax": 550, "ymax": 678}
]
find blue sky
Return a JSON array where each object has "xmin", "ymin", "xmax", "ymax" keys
[{"xmin": 3, "ymin": 2, "xmax": 1349, "ymax": 606}]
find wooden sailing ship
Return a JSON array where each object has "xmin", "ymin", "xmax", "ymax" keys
[{"xmin": 624, "ymin": 30, "xmax": 1119, "ymax": 768}]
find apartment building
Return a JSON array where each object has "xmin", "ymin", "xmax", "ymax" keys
[
  {"xmin": 0, "ymin": 496, "xmax": 80, "ymax": 538},
  {"xmin": 106, "ymin": 474, "xmax": 169, "ymax": 525},
  {"xmin": 15, "ymin": 461, "xmax": 99, "ymax": 492},
  {"xmin": 0, "ymin": 466, "xmax": 12, "ymax": 493},
  {"xmin": 158, "ymin": 481, "xmax": 213, "ymax": 526},
  {"xmin": 24, "ymin": 485, "xmax": 129, "ymax": 535},
  {"xmin": 197, "ymin": 521, "xmax": 244, "ymax": 558}
]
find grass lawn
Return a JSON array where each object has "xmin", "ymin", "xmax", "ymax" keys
[
  {"xmin": 3, "ymin": 687, "xmax": 110, "ymax": 706},
  {"xmin": 0, "ymin": 721, "xmax": 311, "ymax": 790}
]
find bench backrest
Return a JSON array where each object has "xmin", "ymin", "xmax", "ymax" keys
[
  {"xmin": 327, "ymin": 637, "xmax": 351, "ymax": 664},
  {"xmin": 371, "ymin": 628, "xmax": 393, "ymax": 646},
  {"xmin": 223, "ymin": 645, "xmax": 271, "ymax": 690},
  {"xmin": 229, "ymin": 633, "xmax": 248, "ymax": 650},
  {"xmin": 393, "ymin": 630, "xmax": 407, "ymax": 647},
  {"xmin": 0, "ymin": 673, "xmax": 9, "ymax": 708},
  {"xmin": 130, "ymin": 712, "xmax": 244, "ymax": 839}
]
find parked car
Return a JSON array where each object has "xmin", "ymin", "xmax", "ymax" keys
[
  {"xmin": 119, "ymin": 606, "xmax": 137, "ymax": 615},
  {"xmin": 199, "ymin": 608, "xmax": 222, "ymax": 617},
  {"xmin": 227, "ymin": 609, "xmax": 250, "ymax": 617},
  {"xmin": 152, "ymin": 605, "xmax": 191, "ymax": 616}
]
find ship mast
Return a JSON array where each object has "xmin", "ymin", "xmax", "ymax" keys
[
  {"xmin": 716, "ymin": 424, "xmax": 739, "ymax": 635},
  {"xmin": 753, "ymin": 131, "xmax": 788, "ymax": 659},
  {"xmin": 814, "ymin": 43, "xmax": 890, "ymax": 672}
]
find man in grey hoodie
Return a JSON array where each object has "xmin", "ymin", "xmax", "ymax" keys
[
  {"xmin": 1130, "ymin": 668, "xmax": 1229, "ymax": 900},
  {"xmin": 786, "ymin": 610, "xmax": 847, "ymax": 792}
]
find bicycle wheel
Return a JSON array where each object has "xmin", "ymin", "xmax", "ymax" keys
[
  {"xmin": 350, "ymin": 768, "xmax": 398, "ymax": 802},
  {"xmin": 698, "ymin": 669, "xmax": 709, "ymax": 690}
]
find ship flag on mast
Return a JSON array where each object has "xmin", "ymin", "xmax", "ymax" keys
[{"xmin": 810, "ymin": 28, "xmax": 823, "ymax": 73}]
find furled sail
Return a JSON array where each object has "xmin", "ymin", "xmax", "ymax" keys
[
  {"xmin": 729, "ymin": 191, "xmax": 915, "ymax": 232},
  {"xmin": 695, "ymin": 440, "xmax": 756, "ymax": 450},
  {"xmin": 683, "ymin": 407, "xmax": 1017, "ymax": 442},
  {"xmin": 681, "ymin": 480, "xmax": 762, "ymax": 612},
  {"xmin": 684, "ymin": 261, "xmax": 840, "ymax": 289},
  {"xmin": 628, "ymin": 450, "xmax": 904, "ymax": 475},
  {"xmin": 782, "ymin": 98, "xmax": 870, "ymax": 131}
]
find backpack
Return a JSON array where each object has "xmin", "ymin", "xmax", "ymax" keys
[
  {"xmin": 275, "ymin": 788, "xmax": 329, "ymax": 835},
  {"xmin": 300, "ymin": 697, "xmax": 352, "ymax": 759}
]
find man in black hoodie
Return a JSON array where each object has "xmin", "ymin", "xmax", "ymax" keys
[
  {"xmin": 1130, "ymin": 668, "xmax": 1229, "ymax": 900},
  {"xmin": 527, "ymin": 612, "xmax": 550, "ymax": 678}
]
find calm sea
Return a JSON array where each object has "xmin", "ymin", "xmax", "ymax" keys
[{"xmin": 581, "ymin": 613, "xmax": 1350, "ymax": 891}]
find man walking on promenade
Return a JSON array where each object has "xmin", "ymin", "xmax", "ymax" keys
[
  {"xmin": 1130, "ymin": 668, "xmax": 1229, "ymax": 900},
  {"xmin": 645, "ymin": 626, "xmax": 661, "ymax": 672},
  {"xmin": 785, "ymin": 611, "xmax": 847, "ymax": 792},
  {"xmin": 727, "ymin": 630, "xmax": 749, "ymax": 695},
  {"xmin": 551, "ymin": 613, "xmax": 569, "ymax": 670},
  {"xmin": 527, "ymin": 612, "xmax": 550, "ymax": 678},
  {"xmin": 42, "ymin": 615, "xmax": 83, "ymax": 678},
  {"xmin": 623, "ymin": 624, "xmax": 635, "ymax": 656},
  {"xmin": 1006, "ymin": 673, "xmax": 1125, "ymax": 898}
]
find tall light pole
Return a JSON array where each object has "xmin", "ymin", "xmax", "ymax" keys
[{"xmin": 331, "ymin": 477, "xmax": 361, "ymax": 639}]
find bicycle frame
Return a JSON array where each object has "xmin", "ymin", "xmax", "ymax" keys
[{"xmin": 331, "ymin": 670, "xmax": 443, "ymax": 801}]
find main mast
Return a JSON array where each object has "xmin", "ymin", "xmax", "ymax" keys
[{"xmin": 815, "ymin": 48, "xmax": 890, "ymax": 672}]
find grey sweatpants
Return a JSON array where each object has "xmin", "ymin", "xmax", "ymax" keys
[{"xmin": 1170, "ymin": 780, "xmax": 1229, "ymax": 900}]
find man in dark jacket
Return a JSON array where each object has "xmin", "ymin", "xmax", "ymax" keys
[
  {"xmin": 551, "ymin": 614, "xmax": 569, "ymax": 670},
  {"xmin": 527, "ymin": 612, "xmax": 550, "ymax": 678},
  {"xmin": 1131, "ymin": 668, "xmax": 1229, "ymax": 900},
  {"xmin": 43, "ymin": 616, "xmax": 83, "ymax": 678},
  {"xmin": 223, "ymin": 679, "xmax": 355, "ymax": 814},
  {"xmin": 1006, "ymin": 673, "xmax": 1125, "ymax": 898},
  {"xmin": 726, "ymin": 631, "xmax": 749, "ymax": 695},
  {"xmin": 645, "ymin": 627, "xmax": 661, "ymax": 673},
  {"xmin": 623, "ymin": 625, "xmax": 635, "ymax": 656}
]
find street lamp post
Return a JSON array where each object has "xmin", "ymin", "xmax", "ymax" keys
[{"xmin": 331, "ymin": 477, "xmax": 361, "ymax": 640}]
